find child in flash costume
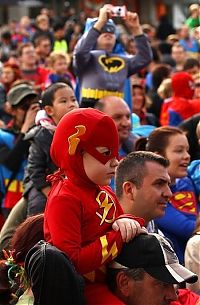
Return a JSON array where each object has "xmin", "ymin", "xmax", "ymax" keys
[{"xmin": 44, "ymin": 108, "xmax": 144, "ymax": 305}]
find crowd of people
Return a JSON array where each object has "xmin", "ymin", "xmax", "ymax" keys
[{"xmin": 0, "ymin": 2, "xmax": 200, "ymax": 305}]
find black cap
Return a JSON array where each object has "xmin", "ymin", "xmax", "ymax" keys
[
  {"xmin": 110, "ymin": 233, "xmax": 198, "ymax": 285},
  {"xmin": 101, "ymin": 21, "xmax": 116, "ymax": 34}
]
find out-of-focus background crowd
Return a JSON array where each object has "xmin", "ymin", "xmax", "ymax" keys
[{"xmin": 0, "ymin": 1, "xmax": 199, "ymax": 304}]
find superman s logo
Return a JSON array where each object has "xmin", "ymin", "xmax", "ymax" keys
[
  {"xmin": 170, "ymin": 191, "xmax": 198, "ymax": 214},
  {"xmin": 98, "ymin": 55, "xmax": 125, "ymax": 73},
  {"xmin": 96, "ymin": 191, "xmax": 116, "ymax": 225}
]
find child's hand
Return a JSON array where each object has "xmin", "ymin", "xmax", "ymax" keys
[{"xmin": 112, "ymin": 218, "xmax": 147, "ymax": 242}]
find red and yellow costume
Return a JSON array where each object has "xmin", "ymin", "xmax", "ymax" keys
[{"xmin": 44, "ymin": 108, "xmax": 143, "ymax": 304}]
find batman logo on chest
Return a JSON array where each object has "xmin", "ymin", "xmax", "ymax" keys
[{"xmin": 98, "ymin": 55, "xmax": 125, "ymax": 73}]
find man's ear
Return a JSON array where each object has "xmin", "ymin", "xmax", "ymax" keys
[
  {"xmin": 123, "ymin": 181, "xmax": 137, "ymax": 201},
  {"xmin": 116, "ymin": 271, "xmax": 132, "ymax": 298},
  {"xmin": 44, "ymin": 105, "xmax": 53, "ymax": 117}
]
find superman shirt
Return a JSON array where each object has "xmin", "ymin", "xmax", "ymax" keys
[{"xmin": 155, "ymin": 176, "xmax": 199, "ymax": 264}]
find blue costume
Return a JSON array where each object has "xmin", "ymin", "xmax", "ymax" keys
[
  {"xmin": 73, "ymin": 19, "xmax": 152, "ymax": 108},
  {"xmin": 188, "ymin": 160, "xmax": 200, "ymax": 202},
  {"xmin": 155, "ymin": 176, "xmax": 199, "ymax": 264},
  {"xmin": 0, "ymin": 128, "xmax": 28, "ymax": 210}
]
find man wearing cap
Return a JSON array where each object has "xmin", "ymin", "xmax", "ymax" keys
[
  {"xmin": 0, "ymin": 83, "xmax": 39, "ymax": 218},
  {"xmin": 73, "ymin": 4, "xmax": 152, "ymax": 108},
  {"xmin": 107, "ymin": 233, "xmax": 198, "ymax": 305}
]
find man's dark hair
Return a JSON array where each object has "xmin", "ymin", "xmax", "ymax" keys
[
  {"xmin": 1, "ymin": 30, "xmax": 12, "ymax": 40},
  {"xmin": 107, "ymin": 267, "xmax": 145, "ymax": 293},
  {"xmin": 34, "ymin": 34, "xmax": 51, "ymax": 47},
  {"xmin": 53, "ymin": 21, "xmax": 65, "ymax": 32},
  {"xmin": 17, "ymin": 42, "xmax": 34, "ymax": 57},
  {"xmin": 183, "ymin": 58, "xmax": 200, "ymax": 71},
  {"xmin": 115, "ymin": 151, "xmax": 169, "ymax": 199}
]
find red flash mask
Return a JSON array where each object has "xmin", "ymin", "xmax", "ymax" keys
[{"xmin": 50, "ymin": 108, "xmax": 119, "ymax": 184}]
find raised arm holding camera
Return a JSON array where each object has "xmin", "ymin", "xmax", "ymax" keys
[
  {"xmin": 94, "ymin": 4, "xmax": 143, "ymax": 36},
  {"xmin": 73, "ymin": 4, "xmax": 152, "ymax": 108}
]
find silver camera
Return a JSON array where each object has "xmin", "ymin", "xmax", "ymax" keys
[{"xmin": 111, "ymin": 5, "xmax": 127, "ymax": 18}]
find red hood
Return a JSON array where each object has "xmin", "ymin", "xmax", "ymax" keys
[
  {"xmin": 50, "ymin": 108, "xmax": 119, "ymax": 186},
  {"xmin": 172, "ymin": 72, "xmax": 194, "ymax": 99}
]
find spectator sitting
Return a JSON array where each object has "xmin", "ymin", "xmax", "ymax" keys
[
  {"xmin": 115, "ymin": 151, "xmax": 171, "ymax": 232},
  {"xmin": 107, "ymin": 233, "xmax": 198, "ymax": 305},
  {"xmin": 31, "ymin": 14, "xmax": 54, "ymax": 47},
  {"xmin": 18, "ymin": 42, "xmax": 49, "ymax": 93},
  {"xmin": 171, "ymin": 43, "xmax": 187, "ymax": 72},
  {"xmin": 95, "ymin": 96, "xmax": 137, "ymax": 154},
  {"xmin": 0, "ymin": 62, "xmax": 22, "ymax": 124},
  {"xmin": 23, "ymin": 82, "xmax": 78, "ymax": 216},
  {"xmin": 166, "ymin": 72, "xmax": 200, "ymax": 126},
  {"xmin": 52, "ymin": 21, "xmax": 68, "ymax": 53},
  {"xmin": 136, "ymin": 126, "xmax": 199, "ymax": 264},
  {"xmin": 0, "ymin": 82, "xmax": 79, "ymax": 254},
  {"xmin": 0, "ymin": 83, "xmax": 39, "ymax": 218},
  {"xmin": 156, "ymin": 14, "xmax": 175, "ymax": 41},
  {"xmin": 178, "ymin": 24, "xmax": 200, "ymax": 59},
  {"xmin": 185, "ymin": 4, "xmax": 200, "ymax": 30},
  {"xmin": 158, "ymin": 78, "xmax": 173, "ymax": 126},
  {"xmin": 183, "ymin": 57, "xmax": 200, "ymax": 77},
  {"xmin": 46, "ymin": 51, "xmax": 75, "ymax": 88},
  {"xmin": 34, "ymin": 34, "xmax": 52, "ymax": 67},
  {"xmin": 0, "ymin": 30, "xmax": 16, "ymax": 63},
  {"xmin": 131, "ymin": 79, "xmax": 159, "ymax": 126},
  {"xmin": 146, "ymin": 64, "xmax": 171, "ymax": 120}
]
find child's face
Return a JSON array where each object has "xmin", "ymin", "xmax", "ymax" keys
[
  {"xmin": 83, "ymin": 147, "xmax": 119, "ymax": 186},
  {"xmin": 46, "ymin": 87, "xmax": 78, "ymax": 125},
  {"xmin": 52, "ymin": 58, "xmax": 68, "ymax": 74},
  {"xmin": 164, "ymin": 134, "xmax": 190, "ymax": 182},
  {"xmin": 2, "ymin": 67, "xmax": 15, "ymax": 84}
]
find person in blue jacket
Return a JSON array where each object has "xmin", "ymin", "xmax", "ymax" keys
[
  {"xmin": 135, "ymin": 126, "xmax": 199, "ymax": 264},
  {"xmin": 188, "ymin": 119, "xmax": 200, "ymax": 202},
  {"xmin": 0, "ymin": 83, "xmax": 39, "ymax": 218}
]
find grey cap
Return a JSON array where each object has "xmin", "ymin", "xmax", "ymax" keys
[{"xmin": 7, "ymin": 84, "xmax": 38, "ymax": 106}]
